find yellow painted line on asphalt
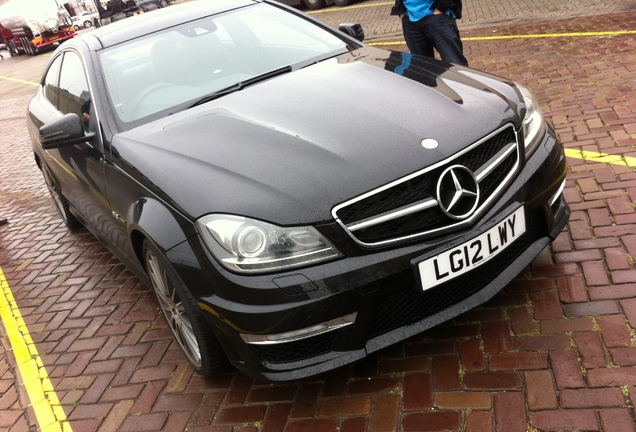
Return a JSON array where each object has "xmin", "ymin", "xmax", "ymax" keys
[
  {"xmin": 564, "ymin": 148, "xmax": 636, "ymax": 167},
  {"xmin": 0, "ymin": 75, "xmax": 39, "ymax": 86},
  {"xmin": 0, "ymin": 267, "xmax": 71, "ymax": 432}
]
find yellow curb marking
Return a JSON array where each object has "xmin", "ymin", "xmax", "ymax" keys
[
  {"xmin": 564, "ymin": 148, "xmax": 636, "ymax": 167},
  {"xmin": 0, "ymin": 75, "xmax": 39, "ymax": 86},
  {"xmin": 462, "ymin": 29, "xmax": 636, "ymax": 41},
  {"xmin": 309, "ymin": 1, "xmax": 393, "ymax": 13},
  {"xmin": 0, "ymin": 267, "xmax": 71, "ymax": 432},
  {"xmin": 369, "ymin": 29, "xmax": 636, "ymax": 45},
  {"xmin": 367, "ymin": 30, "xmax": 636, "ymax": 45}
]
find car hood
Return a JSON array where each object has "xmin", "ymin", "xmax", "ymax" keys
[{"xmin": 111, "ymin": 47, "xmax": 524, "ymax": 225}]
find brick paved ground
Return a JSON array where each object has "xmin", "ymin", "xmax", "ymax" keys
[
  {"xmin": 303, "ymin": 0, "xmax": 636, "ymax": 39},
  {"xmin": 1, "ymin": 3, "xmax": 636, "ymax": 432}
]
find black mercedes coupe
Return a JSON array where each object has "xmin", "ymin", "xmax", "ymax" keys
[{"xmin": 27, "ymin": 0, "xmax": 569, "ymax": 381}]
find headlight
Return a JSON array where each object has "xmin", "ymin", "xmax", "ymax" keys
[
  {"xmin": 517, "ymin": 84, "xmax": 547, "ymax": 158},
  {"xmin": 196, "ymin": 214, "xmax": 342, "ymax": 273}
]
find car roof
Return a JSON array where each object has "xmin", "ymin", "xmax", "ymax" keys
[{"xmin": 86, "ymin": 0, "xmax": 257, "ymax": 49}]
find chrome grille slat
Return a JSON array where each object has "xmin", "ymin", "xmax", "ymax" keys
[
  {"xmin": 348, "ymin": 197, "xmax": 438, "ymax": 232},
  {"xmin": 333, "ymin": 124, "xmax": 521, "ymax": 247}
]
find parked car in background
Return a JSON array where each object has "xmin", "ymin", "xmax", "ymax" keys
[
  {"xmin": 134, "ymin": 0, "xmax": 162, "ymax": 11},
  {"xmin": 27, "ymin": 0, "xmax": 568, "ymax": 382},
  {"xmin": 71, "ymin": 11, "xmax": 100, "ymax": 30},
  {"xmin": 277, "ymin": 0, "xmax": 355, "ymax": 11}
]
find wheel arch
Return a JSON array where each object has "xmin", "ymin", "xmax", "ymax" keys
[{"xmin": 126, "ymin": 197, "xmax": 193, "ymax": 270}]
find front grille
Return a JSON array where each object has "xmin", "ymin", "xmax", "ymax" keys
[
  {"xmin": 333, "ymin": 124, "xmax": 521, "ymax": 247},
  {"xmin": 249, "ymin": 210, "xmax": 543, "ymax": 365},
  {"xmin": 368, "ymin": 210, "xmax": 542, "ymax": 338}
]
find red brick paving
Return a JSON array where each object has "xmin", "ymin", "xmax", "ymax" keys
[{"xmin": 1, "ymin": 7, "xmax": 636, "ymax": 432}]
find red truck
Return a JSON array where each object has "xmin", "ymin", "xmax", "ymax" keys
[{"xmin": 0, "ymin": 2, "xmax": 76, "ymax": 56}]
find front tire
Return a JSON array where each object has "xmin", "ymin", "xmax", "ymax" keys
[
  {"xmin": 41, "ymin": 164, "xmax": 82, "ymax": 229},
  {"xmin": 143, "ymin": 239, "xmax": 228, "ymax": 377}
]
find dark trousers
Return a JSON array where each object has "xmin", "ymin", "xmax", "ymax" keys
[{"xmin": 401, "ymin": 14, "xmax": 468, "ymax": 66}]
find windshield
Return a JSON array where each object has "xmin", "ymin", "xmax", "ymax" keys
[{"xmin": 99, "ymin": 3, "xmax": 349, "ymax": 125}]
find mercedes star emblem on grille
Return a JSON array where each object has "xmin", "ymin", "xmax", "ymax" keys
[{"xmin": 436, "ymin": 165, "xmax": 480, "ymax": 220}]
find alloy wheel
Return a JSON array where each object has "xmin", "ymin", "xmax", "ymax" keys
[
  {"xmin": 145, "ymin": 249, "xmax": 202, "ymax": 367},
  {"xmin": 42, "ymin": 166, "xmax": 69, "ymax": 225}
]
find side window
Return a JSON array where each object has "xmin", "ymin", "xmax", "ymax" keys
[
  {"xmin": 58, "ymin": 51, "xmax": 91, "ymax": 123},
  {"xmin": 43, "ymin": 55, "xmax": 63, "ymax": 107}
]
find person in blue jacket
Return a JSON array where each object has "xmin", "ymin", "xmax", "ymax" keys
[{"xmin": 391, "ymin": 0, "xmax": 468, "ymax": 66}]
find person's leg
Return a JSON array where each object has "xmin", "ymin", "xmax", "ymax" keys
[
  {"xmin": 401, "ymin": 17, "xmax": 435, "ymax": 59},
  {"xmin": 425, "ymin": 14, "xmax": 468, "ymax": 66}
]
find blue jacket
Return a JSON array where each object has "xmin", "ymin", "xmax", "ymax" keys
[{"xmin": 391, "ymin": 0, "xmax": 462, "ymax": 19}]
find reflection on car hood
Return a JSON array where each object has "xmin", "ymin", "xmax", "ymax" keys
[{"xmin": 111, "ymin": 47, "xmax": 523, "ymax": 224}]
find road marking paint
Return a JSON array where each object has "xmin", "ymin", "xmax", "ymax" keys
[
  {"xmin": 309, "ymin": 1, "xmax": 393, "ymax": 13},
  {"xmin": 0, "ymin": 75, "xmax": 39, "ymax": 86},
  {"xmin": 0, "ymin": 267, "xmax": 71, "ymax": 432},
  {"xmin": 368, "ymin": 29, "xmax": 636, "ymax": 45},
  {"xmin": 464, "ymin": 29, "xmax": 636, "ymax": 41},
  {"xmin": 564, "ymin": 148, "xmax": 636, "ymax": 167}
]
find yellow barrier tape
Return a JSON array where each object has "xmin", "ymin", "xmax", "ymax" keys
[{"xmin": 0, "ymin": 267, "xmax": 71, "ymax": 432}]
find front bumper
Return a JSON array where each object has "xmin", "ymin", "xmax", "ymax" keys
[{"xmin": 171, "ymin": 126, "xmax": 569, "ymax": 381}]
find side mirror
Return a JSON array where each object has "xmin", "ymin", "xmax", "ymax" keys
[
  {"xmin": 338, "ymin": 23, "xmax": 365, "ymax": 42},
  {"xmin": 39, "ymin": 113, "xmax": 94, "ymax": 149}
]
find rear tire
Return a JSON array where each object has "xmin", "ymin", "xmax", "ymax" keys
[
  {"xmin": 41, "ymin": 163, "xmax": 82, "ymax": 229},
  {"xmin": 303, "ymin": 0, "xmax": 326, "ymax": 10},
  {"xmin": 20, "ymin": 37, "xmax": 29, "ymax": 55},
  {"xmin": 143, "ymin": 239, "xmax": 229, "ymax": 377},
  {"xmin": 8, "ymin": 40, "xmax": 17, "ymax": 56},
  {"xmin": 20, "ymin": 37, "xmax": 37, "ymax": 56}
]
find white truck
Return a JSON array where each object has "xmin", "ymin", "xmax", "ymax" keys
[{"xmin": 0, "ymin": 0, "xmax": 76, "ymax": 56}]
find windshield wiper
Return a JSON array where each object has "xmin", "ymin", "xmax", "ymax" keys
[{"xmin": 186, "ymin": 66, "xmax": 293, "ymax": 110}]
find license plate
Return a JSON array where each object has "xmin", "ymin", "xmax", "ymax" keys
[{"xmin": 417, "ymin": 207, "xmax": 526, "ymax": 291}]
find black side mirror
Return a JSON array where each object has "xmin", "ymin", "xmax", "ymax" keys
[
  {"xmin": 338, "ymin": 23, "xmax": 365, "ymax": 42},
  {"xmin": 39, "ymin": 113, "xmax": 94, "ymax": 149}
]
